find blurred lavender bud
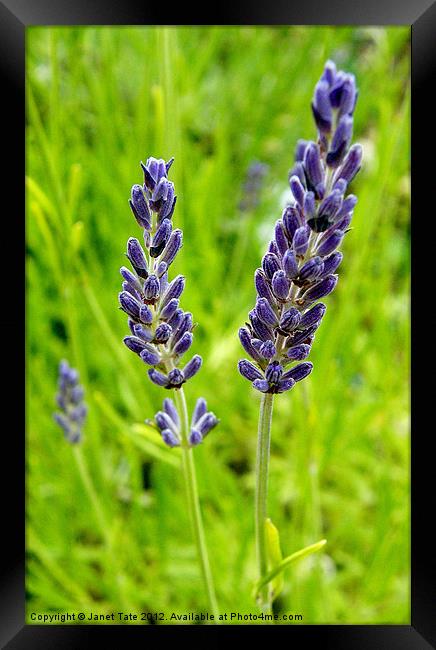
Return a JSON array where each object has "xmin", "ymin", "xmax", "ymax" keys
[
  {"xmin": 293, "ymin": 225, "xmax": 310, "ymax": 256},
  {"xmin": 192, "ymin": 397, "xmax": 207, "ymax": 424},
  {"xmin": 160, "ymin": 298, "xmax": 179, "ymax": 321},
  {"xmin": 326, "ymin": 115, "xmax": 353, "ymax": 168},
  {"xmin": 272, "ymin": 270, "xmax": 290, "ymax": 301},
  {"xmin": 338, "ymin": 74, "xmax": 357, "ymax": 117},
  {"xmin": 312, "ymin": 80, "xmax": 333, "ymax": 133},
  {"xmin": 54, "ymin": 360, "xmax": 86, "ymax": 444},
  {"xmin": 239, "ymin": 327, "xmax": 264, "ymax": 364},
  {"xmin": 265, "ymin": 361, "xmax": 283, "ymax": 385},
  {"xmin": 163, "ymin": 397, "xmax": 180, "ymax": 428},
  {"xmin": 287, "ymin": 344, "xmax": 311, "ymax": 361},
  {"xmin": 333, "ymin": 178, "xmax": 347, "ymax": 194},
  {"xmin": 256, "ymin": 297, "xmax": 279, "ymax": 327},
  {"xmin": 249, "ymin": 309, "xmax": 274, "ymax": 341},
  {"xmin": 317, "ymin": 230, "xmax": 344, "ymax": 256},
  {"xmin": 255, "ymin": 269, "xmax": 276, "ymax": 307},
  {"xmin": 138, "ymin": 304, "xmax": 153, "ymax": 325},
  {"xmin": 167, "ymin": 368, "xmax": 185, "ymax": 388},
  {"xmin": 161, "ymin": 429, "xmax": 180, "ymax": 448},
  {"xmin": 303, "ymin": 191, "xmax": 316, "ymax": 219},
  {"xmin": 161, "ymin": 275, "xmax": 185, "ymax": 307},
  {"xmin": 189, "ymin": 429, "xmax": 203, "ymax": 446},
  {"xmin": 161, "ymin": 229, "xmax": 183, "ymax": 267},
  {"xmin": 238, "ymin": 359, "xmax": 264, "ymax": 382},
  {"xmin": 122, "ymin": 281, "xmax": 140, "ymax": 298},
  {"xmin": 276, "ymin": 378, "xmax": 296, "ymax": 393},
  {"xmin": 299, "ymin": 303, "xmax": 327, "ymax": 329},
  {"xmin": 182, "ymin": 354, "xmax": 203, "ymax": 380},
  {"xmin": 279, "ymin": 307, "xmax": 301, "ymax": 333},
  {"xmin": 282, "ymin": 249, "xmax": 299, "ymax": 279},
  {"xmin": 321, "ymin": 59, "xmax": 336, "ymax": 86},
  {"xmin": 127, "ymin": 237, "xmax": 148, "ymax": 279},
  {"xmin": 130, "ymin": 185, "xmax": 152, "ymax": 230},
  {"xmin": 141, "ymin": 157, "xmax": 168, "ymax": 191},
  {"xmin": 120, "ymin": 266, "xmax": 142, "ymax": 292},
  {"xmin": 155, "ymin": 410, "xmax": 176, "ymax": 433},
  {"xmin": 133, "ymin": 323, "xmax": 153, "ymax": 342},
  {"xmin": 295, "ymin": 139, "xmax": 309, "ymax": 162},
  {"xmin": 119, "ymin": 291, "xmax": 141, "ymax": 320}
]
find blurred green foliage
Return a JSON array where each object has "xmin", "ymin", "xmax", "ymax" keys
[{"xmin": 26, "ymin": 26, "xmax": 410, "ymax": 624}]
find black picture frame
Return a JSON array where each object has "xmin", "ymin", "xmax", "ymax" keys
[{"xmin": 2, "ymin": 0, "xmax": 433, "ymax": 646}]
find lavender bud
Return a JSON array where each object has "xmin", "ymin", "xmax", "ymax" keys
[
  {"xmin": 282, "ymin": 206, "xmax": 301, "ymax": 241},
  {"xmin": 282, "ymin": 249, "xmax": 299, "ymax": 279},
  {"xmin": 295, "ymin": 139, "xmax": 309, "ymax": 162},
  {"xmin": 338, "ymin": 75, "xmax": 357, "ymax": 117},
  {"xmin": 301, "ymin": 274, "xmax": 338, "ymax": 304},
  {"xmin": 127, "ymin": 237, "xmax": 148, "ymax": 279},
  {"xmin": 189, "ymin": 429, "xmax": 203, "ymax": 446},
  {"xmin": 172, "ymin": 312, "xmax": 193, "ymax": 345},
  {"xmin": 293, "ymin": 225, "xmax": 310, "ymax": 256},
  {"xmin": 289, "ymin": 175, "xmax": 305, "ymax": 209},
  {"xmin": 140, "ymin": 348, "xmax": 161, "ymax": 366},
  {"xmin": 143, "ymin": 275, "xmax": 160, "ymax": 301},
  {"xmin": 163, "ymin": 397, "xmax": 180, "ymax": 427},
  {"xmin": 279, "ymin": 307, "xmax": 301, "ymax": 333},
  {"xmin": 139, "ymin": 304, "xmax": 153, "ymax": 325},
  {"xmin": 265, "ymin": 361, "xmax": 283, "ymax": 385},
  {"xmin": 282, "ymin": 362, "xmax": 313, "ymax": 382},
  {"xmin": 321, "ymin": 252, "xmax": 343, "ymax": 276},
  {"xmin": 272, "ymin": 270, "xmax": 290, "ymax": 301},
  {"xmin": 254, "ymin": 269, "xmax": 276, "ymax": 308},
  {"xmin": 304, "ymin": 143, "xmax": 324, "ymax": 198},
  {"xmin": 130, "ymin": 185, "xmax": 151, "ymax": 230},
  {"xmin": 299, "ymin": 303, "xmax": 327, "ymax": 329},
  {"xmin": 336, "ymin": 194, "xmax": 358, "ymax": 219},
  {"xmin": 123, "ymin": 336, "xmax": 147, "ymax": 355},
  {"xmin": 312, "ymin": 80, "xmax": 333, "ymax": 133},
  {"xmin": 192, "ymin": 398, "xmax": 207, "ymax": 425},
  {"xmin": 321, "ymin": 59, "xmax": 336, "ymax": 86},
  {"xmin": 120, "ymin": 266, "xmax": 142, "ymax": 292},
  {"xmin": 161, "ymin": 229, "xmax": 183, "ymax": 267},
  {"xmin": 262, "ymin": 253, "xmax": 281, "ymax": 280},
  {"xmin": 333, "ymin": 178, "xmax": 347, "ymax": 194},
  {"xmin": 256, "ymin": 297, "xmax": 278, "ymax": 327},
  {"xmin": 249, "ymin": 310, "xmax": 274, "ymax": 341},
  {"xmin": 161, "ymin": 429, "xmax": 180, "ymax": 448},
  {"xmin": 238, "ymin": 359, "xmax": 264, "ymax": 382},
  {"xmin": 150, "ymin": 218, "xmax": 172, "ymax": 257},
  {"xmin": 276, "ymin": 378, "xmax": 296, "ymax": 393},
  {"xmin": 303, "ymin": 191, "xmax": 316, "ymax": 219},
  {"xmin": 154, "ymin": 323, "xmax": 172, "ymax": 344},
  {"xmin": 327, "ymin": 115, "xmax": 353, "ymax": 168},
  {"xmin": 334, "ymin": 144, "xmax": 363, "ymax": 184},
  {"xmin": 299, "ymin": 257, "xmax": 324, "ymax": 282},
  {"xmin": 239, "ymin": 327, "xmax": 263, "ymax": 363},
  {"xmin": 173, "ymin": 331, "xmax": 193, "ymax": 356},
  {"xmin": 122, "ymin": 281, "xmax": 140, "ymax": 298},
  {"xmin": 274, "ymin": 220, "xmax": 288, "ymax": 256},
  {"xmin": 167, "ymin": 368, "xmax": 185, "ymax": 388},
  {"xmin": 119, "ymin": 291, "xmax": 141, "ymax": 320},
  {"xmin": 259, "ymin": 340, "xmax": 276, "ymax": 359},
  {"xmin": 141, "ymin": 157, "xmax": 167, "ymax": 191},
  {"xmin": 252, "ymin": 379, "xmax": 270, "ymax": 393},
  {"xmin": 196, "ymin": 412, "xmax": 219, "ymax": 436},
  {"xmin": 182, "ymin": 354, "xmax": 202, "ymax": 380},
  {"xmin": 161, "ymin": 275, "xmax": 185, "ymax": 306},
  {"xmin": 133, "ymin": 323, "xmax": 153, "ymax": 342},
  {"xmin": 317, "ymin": 230, "xmax": 344, "ymax": 256},
  {"xmin": 319, "ymin": 189, "xmax": 343, "ymax": 221},
  {"xmin": 155, "ymin": 411, "xmax": 176, "ymax": 433},
  {"xmin": 287, "ymin": 344, "xmax": 311, "ymax": 361},
  {"xmin": 160, "ymin": 298, "xmax": 179, "ymax": 321},
  {"xmin": 148, "ymin": 368, "xmax": 169, "ymax": 387}
]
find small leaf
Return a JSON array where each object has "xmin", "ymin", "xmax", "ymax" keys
[
  {"xmin": 265, "ymin": 518, "xmax": 284, "ymax": 601},
  {"xmin": 255, "ymin": 538, "xmax": 327, "ymax": 599}
]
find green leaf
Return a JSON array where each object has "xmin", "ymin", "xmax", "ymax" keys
[
  {"xmin": 255, "ymin": 538, "xmax": 327, "ymax": 600},
  {"xmin": 265, "ymin": 518, "xmax": 284, "ymax": 601}
]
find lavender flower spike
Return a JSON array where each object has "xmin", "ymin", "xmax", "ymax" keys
[
  {"xmin": 119, "ymin": 156, "xmax": 220, "ymax": 616},
  {"xmin": 238, "ymin": 60, "xmax": 361, "ymax": 396},
  {"xmin": 239, "ymin": 61, "xmax": 362, "ymax": 614},
  {"xmin": 53, "ymin": 360, "xmax": 87, "ymax": 444}
]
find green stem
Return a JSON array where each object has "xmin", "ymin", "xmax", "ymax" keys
[
  {"xmin": 72, "ymin": 446, "xmax": 110, "ymax": 546},
  {"xmin": 255, "ymin": 391, "xmax": 275, "ymax": 614},
  {"xmin": 173, "ymin": 388, "xmax": 220, "ymax": 621}
]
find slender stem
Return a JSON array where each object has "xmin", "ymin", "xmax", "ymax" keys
[
  {"xmin": 73, "ymin": 446, "xmax": 110, "ymax": 545},
  {"xmin": 173, "ymin": 388, "xmax": 220, "ymax": 621},
  {"xmin": 255, "ymin": 391, "xmax": 275, "ymax": 614}
]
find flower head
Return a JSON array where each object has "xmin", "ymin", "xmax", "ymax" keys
[
  {"xmin": 239, "ymin": 60, "xmax": 362, "ymax": 395},
  {"xmin": 53, "ymin": 360, "xmax": 87, "ymax": 444}
]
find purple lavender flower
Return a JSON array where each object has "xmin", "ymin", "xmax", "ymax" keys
[
  {"xmin": 239, "ymin": 161, "xmax": 268, "ymax": 212},
  {"xmin": 119, "ymin": 156, "xmax": 218, "ymax": 448},
  {"xmin": 154, "ymin": 397, "xmax": 219, "ymax": 449},
  {"xmin": 53, "ymin": 360, "xmax": 87, "ymax": 444},
  {"xmin": 238, "ymin": 60, "xmax": 362, "ymax": 395}
]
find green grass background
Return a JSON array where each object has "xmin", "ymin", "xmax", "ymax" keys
[{"xmin": 26, "ymin": 26, "xmax": 410, "ymax": 624}]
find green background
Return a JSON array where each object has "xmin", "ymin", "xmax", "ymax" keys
[{"xmin": 26, "ymin": 26, "xmax": 410, "ymax": 624}]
